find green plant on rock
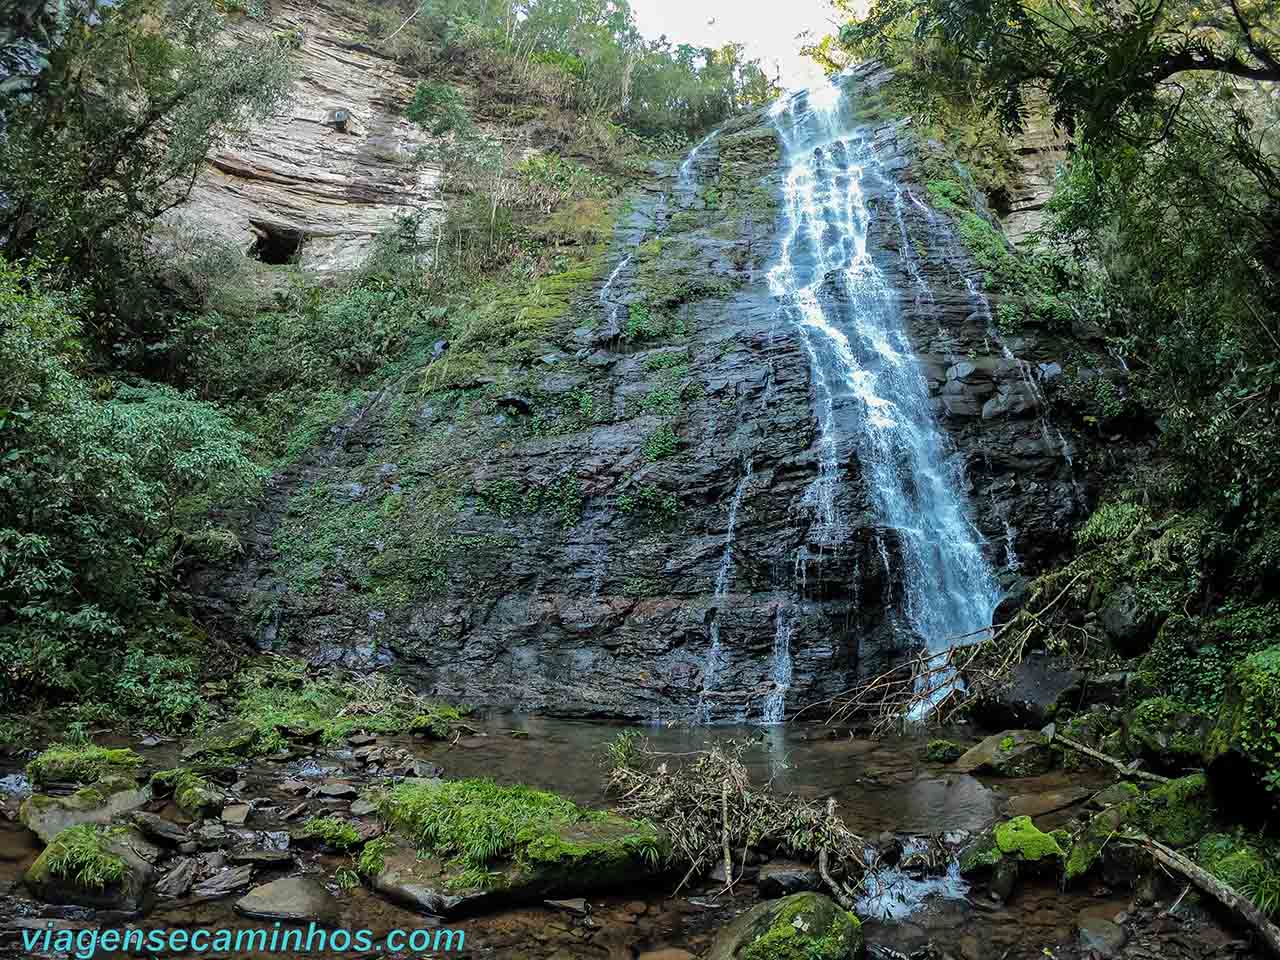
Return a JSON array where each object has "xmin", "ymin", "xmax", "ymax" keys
[
  {"xmin": 1198, "ymin": 834, "xmax": 1280, "ymax": 919},
  {"xmin": 27, "ymin": 744, "xmax": 143, "ymax": 788},
  {"xmin": 356, "ymin": 836, "xmax": 395, "ymax": 878},
  {"xmin": 42, "ymin": 825, "xmax": 128, "ymax": 890},
  {"xmin": 618, "ymin": 483, "xmax": 681, "ymax": 529},
  {"xmin": 925, "ymin": 739, "xmax": 963, "ymax": 762},
  {"xmin": 302, "ymin": 817, "xmax": 362, "ymax": 851},
  {"xmin": 644, "ymin": 424, "xmax": 679, "ymax": 460}
]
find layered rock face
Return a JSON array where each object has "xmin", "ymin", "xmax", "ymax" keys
[
  {"xmin": 162, "ymin": 0, "xmax": 437, "ymax": 272},
  {"xmin": 195, "ymin": 66, "xmax": 1093, "ymax": 720}
]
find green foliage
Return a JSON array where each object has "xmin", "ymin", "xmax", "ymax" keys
[
  {"xmin": 618, "ymin": 483, "xmax": 681, "ymax": 529},
  {"xmin": 1206, "ymin": 645, "xmax": 1280, "ymax": 794},
  {"xmin": 643, "ymin": 424, "xmax": 679, "ymax": 461},
  {"xmin": 379, "ymin": 778, "xmax": 584, "ymax": 871},
  {"xmin": 27, "ymin": 744, "xmax": 142, "ymax": 787},
  {"xmin": 303, "ymin": 817, "xmax": 363, "ymax": 851},
  {"xmin": 406, "ymin": 82, "xmax": 472, "ymax": 136},
  {"xmin": 41, "ymin": 825, "xmax": 128, "ymax": 890},
  {"xmin": 925, "ymin": 739, "xmax": 963, "ymax": 762},
  {"xmin": 1198, "ymin": 834, "xmax": 1280, "ymax": 919},
  {"xmin": 232, "ymin": 658, "xmax": 461, "ymax": 753},
  {"xmin": 625, "ymin": 304, "xmax": 683, "ymax": 342},
  {"xmin": 0, "ymin": 260, "xmax": 264, "ymax": 717},
  {"xmin": 0, "ymin": 0, "xmax": 294, "ymax": 348},
  {"xmin": 356, "ymin": 836, "xmax": 395, "ymax": 877},
  {"xmin": 478, "ymin": 475, "xmax": 585, "ymax": 528}
]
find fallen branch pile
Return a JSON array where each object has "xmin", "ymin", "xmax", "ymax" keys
[
  {"xmin": 606, "ymin": 738, "xmax": 867, "ymax": 907},
  {"xmin": 803, "ymin": 571, "xmax": 1085, "ymax": 734}
]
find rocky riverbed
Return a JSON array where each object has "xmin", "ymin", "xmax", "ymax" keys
[{"xmin": 0, "ymin": 717, "xmax": 1263, "ymax": 960}]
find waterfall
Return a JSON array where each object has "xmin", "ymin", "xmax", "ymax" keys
[
  {"xmin": 761, "ymin": 602, "xmax": 793, "ymax": 724},
  {"xmin": 696, "ymin": 458, "xmax": 754, "ymax": 724},
  {"xmin": 768, "ymin": 81, "xmax": 1000, "ymax": 711}
]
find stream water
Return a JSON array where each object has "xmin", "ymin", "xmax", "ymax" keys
[{"xmin": 0, "ymin": 720, "xmax": 1143, "ymax": 960}]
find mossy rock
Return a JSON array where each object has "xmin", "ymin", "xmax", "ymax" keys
[
  {"xmin": 1125, "ymin": 697, "xmax": 1209, "ymax": 772},
  {"xmin": 1204, "ymin": 645, "xmax": 1280, "ymax": 810},
  {"xmin": 25, "ymin": 825, "xmax": 158, "ymax": 910},
  {"xmin": 954, "ymin": 730, "xmax": 1053, "ymax": 777},
  {"xmin": 151, "ymin": 768, "xmax": 223, "ymax": 820},
  {"xmin": 181, "ymin": 720, "xmax": 261, "ymax": 760},
  {"xmin": 1059, "ymin": 711, "xmax": 1122, "ymax": 772},
  {"xmin": 706, "ymin": 892, "xmax": 864, "ymax": 960},
  {"xmin": 373, "ymin": 778, "xmax": 667, "ymax": 916},
  {"xmin": 1138, "ymin": 774, "xmax": 1215, "ymax": 848},
  {"xmin": 1065, "ymin": 803, "xmax": 1135, "ymax": 883},
  {"xmin": 925, "ymin": 739, "xmax": 964, "ymax": 763},
  {"xmin": 26, "ymin": 744, "xmax": 143, "ymax": 787},
  {"xmin": 19, "ymin": 776, "xmax": 152, "ymax": 844},
  {"xmin": 1091, "ymin": 782, "xmax": 1141, "ymax": 809},
  {"xmin": 960, "ymin": 816, "xmax": 1064, "ymax": 877}
]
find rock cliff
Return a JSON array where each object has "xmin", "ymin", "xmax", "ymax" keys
[{"xmin": 193, "ymin": 63, "xmax": 1101, "ymax": 721}]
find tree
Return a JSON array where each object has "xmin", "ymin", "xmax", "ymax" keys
[{"xmin": 0, "ymin": 0, "xmax": 295, "ymax": 353}]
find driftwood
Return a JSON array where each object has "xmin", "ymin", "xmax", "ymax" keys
[
  {"xmin": 817, "ymin": 798, "xmax": 858, "ymax": 912},
  {"xmin": 1040, "ymin": 724, "xmax": 1171, "ymax": 784},
  {"xmin": 1123, "ymin": 832, "xmax": 1280, "ymax": 958}
]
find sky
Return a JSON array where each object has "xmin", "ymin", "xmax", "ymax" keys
[{"xmin": 628, "ymin": 0, "xmax": 840, "ymax": 90}]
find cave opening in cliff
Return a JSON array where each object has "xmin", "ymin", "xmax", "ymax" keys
[{"xmin": 250, "ymin": 221, "xmax": 306, "ymax": 265}]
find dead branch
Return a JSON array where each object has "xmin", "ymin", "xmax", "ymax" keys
[
  {"xmin": 1122, "ymin": 832, "xmax": 1280, "ymax": 958},
  {"xmin": 607, "ymin": 739, "xmax": 867, "ymax": 899},
  {"xmin": 1041, "ymin": 724, "xmax": 1171, "ymax": 784}
]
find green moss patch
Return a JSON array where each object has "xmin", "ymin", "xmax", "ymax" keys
[
  {"xmin": 1065, "ymin": 803, "xmax": 1134, "ymax": 883},
  {"xmin": 224, "ymin": 658, "xmax": 463, "ymax": 755},
  {"xmin": 378, "ymin": 778, "xmax": 665, "ymax": 890},
  {"xmin": 1126, "ymin": 697, "xmax": 1208, "ymax": 770},
  {"xmin": 961, "ymin": 816, "xmax": 1063, "ymax": 876},
  {"xmin": 151, "ymin": 768, "xmax": 222, "ymax": 819},
  {"xmin": 1205, "ymin": 644, "xmax": 1280, "ymax": 802},
  {"xmin": 26, "ymin": 744, "xmax": 142, "ymax": 787},
  {"xmin": 707, "ymin": 892, "xmax": 863, "ymax": 960},
  {"xmin": 1138, "ymin": 774, "xmax": 1216, "ymax": 848}
]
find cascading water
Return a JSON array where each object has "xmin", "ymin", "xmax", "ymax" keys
[
  {"xmin": 696, "ymin": 458, "xmax": 754, "ymax": 724},
  {"xmin": 768, "ymin": 81, "xmax": 1000, "ymax": 710}
]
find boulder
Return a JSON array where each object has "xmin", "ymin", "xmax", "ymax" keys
[
  {"xmin": 1065, "ymin": 804, "xmax": 1136, "ymax": 884},
  {"xmin": 954, "ymin": 731, "xmax": 1053, "ymax": 777},
  {"xmin": 371, "ymin": 813, "xmax": 668, "ymax": 918},
  {"xmin": 20, "ymin": 777, "xmax": 152, "ymax": 844},
  {"xmin": 25, "ymin": 745, "xmax": 143, "ymax": 788},
  {"xmin": 1099, "ymin": 587, "xmax": 1156, "ymax": 656},
  {"xmin": 132, "ymin": 812, "xmax": 189, "ymax": 846},
  {"xmin": 959, "ymin": 816, "xmax": 1064, "ymax": 877},
  {"xmin": 25, "ymin": 825, "xmax": 158, "ymax": 910},
  {"xmin": 151, "ymin": 768, "xmax": 223, "ymax": 820},
  {"xmin": 236, "ymin": 877, "xmax": 340, "ymax": 925},
  {"xmin": 1077, "ymin": 913, "xmax": 1127, "ymax": 959},
  {"xmin": 189, "ymin": 864, "xmax": 255, "ymax": 901},
  {"xmin": 969, "ymin": 654, "xmax": 1084, "ymax": 729},
  {"xmin": 756, "ymin": 860, "xmax": 822, "ymax": 899},
  {"xmin": 1204, "ymin": 645, "xmax": 1280, "ymax": 812},
  {"xmin": 1124, "ymin": 698, "xmax": 1209, "ymax": 772},
  {"xmin": 705, "ymin": 892, "xmax": 863, "ymax": 960},
  {"xmin": 1138, "ymin": 774, "xmax": 1215, "ymax": 848},
  {"xmin": 154, "ymin": 857, "xmax": 199, "ymax": 898},
  {"xmin": 182, "ymin": 720, "xmax": 261, "ymax": 759}
]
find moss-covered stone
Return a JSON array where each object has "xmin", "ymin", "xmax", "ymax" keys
[
  {"xmin": 372, "ymin": 778, "xmax": 667, "ymax": 913},
  {"xmin": 151, "ymin": 768, "xmax": 223, "ymax": 820},
  {"xmin": 25, "ymin": 825, "xmax": 157, "ymax": 910},
  {"xmin": 1138, "ymin": 774, "xmax": 1215, "ymax": 848},
  {"xmin": 1065, "ymin": 803, "xmax": 1135, "ymax": 883},
  {"xmin": 1091, "ymin": 782, "xmax": 1141, "ymax": 808},
  {"xmin": 1125, "ymin": 697, "xmax": 1209, "ymax": 771},
  {"xmin": 925, "ymin": 739, "xmax": 963, "ymax": 762},
  {"xmin": 955, "ymin": 730, "xmax": 1054, "ymax": 777},
  {"xmin": 1204, "ymin": 645, "xmax": 1280, "ymax": 808},
  {"xmin": 181, "ymin": 719, "xmax": 261, "ymax": 760},
  {"xmin": 26, "ymin": 743, "xmax": 142, "ymax": 787},
  {"xmin": 960, "ymin": 816, "xmax": 1064, "ymax": 877},
  {"xmin": 19, "ymin": 776, "xmax": 152, "ymax": 844},
  {"xmin": 706, "ymin": 892, "xmax": 864, "ymax": 960}
]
